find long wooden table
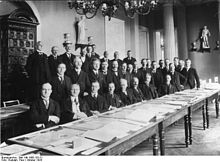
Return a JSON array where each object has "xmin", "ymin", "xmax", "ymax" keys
[{"xmin": 5, "ymin": 87, "xmax": 220, "ymax": 156}]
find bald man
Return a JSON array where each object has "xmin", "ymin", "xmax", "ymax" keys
[{"xmin": 29, "ymin": 83, "xmax": 60, "ymax": 130}]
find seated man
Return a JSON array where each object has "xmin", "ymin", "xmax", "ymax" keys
[
  {"xmin": 29, "ymin": 83, "xmax": 60, "ymax": 130},
  {"xmin": 158, "ymin": 74, "xmax": 176, "ymax": 97},
  {"xmin": 139, "ymin": 73, "xmax": 158, "ymax": 100},
  {"xmin": 84, "ymin": 81, "xmax": 108, "ymax": 115},
  {"xmin": 131, "ymin": 77, "xmax": 145, "ymax": 102},
  {"xmin": 104, "ymin": 82, "xmax": 124, "ymax": 110},
  {"xmin": 61, "ymin": 84, "xmax": 92, "ymax": 124},
  {"xmin": 118, "ymin": 79, "xmax": 137, "ymax": 106},
  {"xmin": 50, "ymin": 62, "xmax": 72, "ymax": 113}
]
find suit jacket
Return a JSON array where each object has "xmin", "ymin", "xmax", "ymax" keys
[
  {"xmin": 131, "ymin": 87, "xmax": 145, "ymax": 102},
  {"xmin": 151, "ymin": 69, "xmax": 164, "ymax": 90},
  {"xmin": 121, "ymin": 71, "xmax": 132, "ymax": 88},
  {"xmin": 182, "ymin": 68, "xmax": 200, "ymax": 89},
  {"xmin": 139, "ymin": 84, "xmax": 158, "ymax": 100},
  {"xmin": 70, "ymin": 69, "xmax": 90, "ymax": 95},
  {"xmin": 88, "ymin": 70, "xmax": 105, "ymax": 93},
  {"xmin": 111, "ymin": 70, "xmax": 124, "ymax": 93},
  {"xmin": 50, "ymin": 75, "xmax": 72, "ymax": 110},
  {"xmin": 48, "ymin": 55, "xmax": 59, "ymax": 77},
  {"xmin": 162, "ymin": 67, "xmax": 170, "ymax": 79},
  {"xmin": 158, "ymin": 84, "xmax": 176, "ymax": 97},
  {"xmin": 25, "ymin": 51, "xmax": 51, "ymax": 85},
  {"xmin": 104, "ymin": 93, "xmax": 124, "ymax": 108},
  {"xmin": 58, "ymin": 53, "xmax": 75, "ymax": 77},
  {"xmin": 84, "ymin": 94, "xmax": 108, "ymax": 113},
  {"xmin": 178, "ymin": 67, "xmax": 187, "ymax": 85},
  {"xmin": 123, "ymin": 57, "xmax": 136, "ymax": 65},
  {"xmin": 118, "ymin": 88, "xmax": 137, "ymax": 106},
  {"xmin": 61, "ymin": 97, "xmax": 92, "ymax": 124},
  {"xmin": 101, "ymin": 70, "xmax": 113, "ymax": 94},
  {"xmin": 138, "ymin": 67, "xmax": 152, "ymax": 84},
  {"xmin": 29, "ymin": 98, "xmax": 60, "ymax": 128},
  {"xmin": 168, "ymin": 71, "xmax": 186, "ymax": 91}
]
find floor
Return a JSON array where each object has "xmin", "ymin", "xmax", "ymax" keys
[{"xmin": 125, "ymin": 102, "xmax": 220, "ymax": 155}]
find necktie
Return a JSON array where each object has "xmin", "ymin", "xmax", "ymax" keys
[
  {"xmin": 59, "ymin": 76, "xmax": 63, "ymax": 84},
  {"xmin": 45, "ymin": 100, "xmax": 49, "ymax": 109}
]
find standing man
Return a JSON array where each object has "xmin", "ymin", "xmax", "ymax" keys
[
  {"xmin": 123, "ymin": 50, "xmax": 136, "ymax": 66},
  {"xmin": 59, "ymin": 40, "xmax": 75, "ymax": 77},
  {"xmin": 50, "ymin": 63, "xmax": 72, "ymax": 112},
  {"xmin": 182, "ymin": 59, "xmax": 200, "ymax": 89},
  {"xmin": 25, "ymin": 41, "xmax": 51, "ymax": 101},
  {"xmin": 111, "ymin": 60, "xmax": 123, "ymax": 94},
  {"xmin": 100, "ymin": 51, "xmax": 111, "ymax": 66},
  {"xmin": 110, "ymin": 51, "xmax": 123, "ymax": 69},
  {"xmin": 29, "ymin": 83, "xmax": 60, "ymax": 130},
  {"xmin": 48, "ymin": 46, "xmax": 60, "ymax": 77},
  {"xmin": 70, "ymin": 56, "xmax": 90, "ymax": 96}
]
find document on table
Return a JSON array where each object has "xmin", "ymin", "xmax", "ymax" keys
[
  {"xmin": 17, "ymin": 127, "xmax": 84, "ymax": 147},
  {"xmin": 165, "ymin": 100, "xmax": 189, "ymax": 106},
  {"xmin": 125, "ymin": 109, "xmax": 156, "ymax": 123},
  {"xmin": 82, "ymin": 125, "xmax": 129, "ymax": 143},
  {"xmin": 45, "ymin": 137, "xmax": 101, "ymax": 155},
  {"xmin": 0, "ymin": 144, "xmax": 36, "ymax": 155}
]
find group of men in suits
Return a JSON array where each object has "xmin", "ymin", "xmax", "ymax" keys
[{"xmin": 26, "ymin": 41, "xmax": 200, "ymax": 130}]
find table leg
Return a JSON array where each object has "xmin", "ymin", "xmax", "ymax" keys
[
  {"xmin": 216, "ymin": 97, "xmax": 219, "ymax": 118},
  {"xmin": 205, "ymin": 99, "xmax": 209, "ymax": 128},
  {"xmin": 188, "ymin": 107, "xmax": 192, "ymax": 145},
  {"xmin": 159, "ymin": 122, "xmax": 165, "ymax": 155},
  {"xmin": 184, "ymin": 115, "xmax": 189, "ymax": 147},
  {"xmin": 202, "ymin": 105, "xmax": 206, "ymax": 130},
  {"xmin": 152, "ymin": 134, "xmax": 159, "ymax": 155}
]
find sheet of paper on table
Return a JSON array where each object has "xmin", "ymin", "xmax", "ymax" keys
[
  {"xmin": 82, "ymin": 125, "xmax": 129, "ymax": 143},
  {"xmin": 0, "ymin": 144, "xmax": 37, "ymax": 155},
  {"xmin": 45, "ymin": 136, "xmax": 101, "ymax": 155},
  {"xmin": 17, "ymin": 127, "xmax": 84, "ymax": 147},
  {"xmin": 125, "ymin": 109, "xmax": 156, "ymax": 123},
  {"xmin": 165, "ymin": 100, "xmax": 189, "ymax": 106}
]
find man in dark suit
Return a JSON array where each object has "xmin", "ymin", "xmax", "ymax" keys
[
  {"xmin": 70, "ymin": 56, "xmax": 90, "ymax": 96},
  {"xmin": 48, "ymin": 46, "xmax": 60, "ymax": 77},
  {"xmin": 168, "ymin": 63, "xmax": 186, "ymax": 91},
  {"xmin": 121, "ymin": 62, "xmax": 132, "ymax": 88},
  {"xmin": 25, "ymin": 41, "xmax": 51, "ymax": 101},
  {"xmin": 123, "ymin": 50, "xmax": 136, "ymax": 66},
  {"xmin": 100, "ymin": 60, "xmax": 113, "ymax": 94},
  {"xmin": 158, "ymin": 74, "xmax": 176, "ymax": 97},
  {"xmin": 131, "ymin": 77, "xmax": 145, "ymax": 102},
  {"xmin": 91, "ymin": 44, "xmax": 100, "ymax": 59},
  {"xmin": 182, "ymin": 59, "xmax": 200, "ymax": 89},
  {"xmin": 177, "ymin": 60, "xmax": 187, "ymax": 85},
  {"xmin": 84, "ymin": 81, "xmax": 108, "ymax": 115},
  {"xmin": 104, "ymin": 82, "xmax": 124, "ymax": 110},
  {"xmin": 139, "ymin": 73, "xmax": 158, "ymax": 100},
  {"xmin": 118, "ymin": 79, "xmax": 137, "ymax": 106},
  {"xmin": 151, "ymin": 61, "xmax": 163, "ymax": 90},
  {"xmin": 50, "ymin": 63, "xmax": 72, "ymax": 112},
  {"xmin": 162, "ymin": 58, "xmax": 170, "ymax": 79},
  {"xmin": 88, "ymin": 58, "xmax": 105, "ymax": 94},
  {"xmin": 84, "ymin": 46, "xmax": 98, "ymax": 72},
  {"xmin": 80, "ymin": 45, "xmax": 89, "ymax": 72},
  {"xmin": 29, "ymin": 83, "xmax": 60, "ymax": 130},
  {"xmin": 58, "ymin": 41, "xmax": 75, "ymax": 78},
  {"xmin": 111, "ymin": 60, "xmax": 123, "ymax": 94},
  {"xmin": 110, "ymin": 51, "xmax": 123, "ymax": 69},
  {"xmin": 132, "ymin": 61, "xmax": 141, "ymax": 79},
  {"xmin": 173, "ymin": 57, "xmax": 180, "ymax": 71},
  {"xmin": 138, "ymin": 58, "xmax": 150, "ymax": 84},
  {"xmin": 61, "ymin": 84, "xmax": 92, "ymax": 124},
  {"xmin": 157, "ymin": 59, "xmax": 164, "ymax": 73}
]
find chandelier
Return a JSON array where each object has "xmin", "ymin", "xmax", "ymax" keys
[{"xmin": 68, "ymin": 0, "xmax": 158, "ymax": 20}]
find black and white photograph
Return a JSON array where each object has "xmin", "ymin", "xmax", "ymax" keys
[{"xmin": 0, "ymin": 0, "xmax": 220, "ymax": 161}]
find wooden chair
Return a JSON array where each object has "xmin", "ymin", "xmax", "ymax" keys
[{"xmin": 3, "ymin": 100, "xmax": 20, "ymax": 107}]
